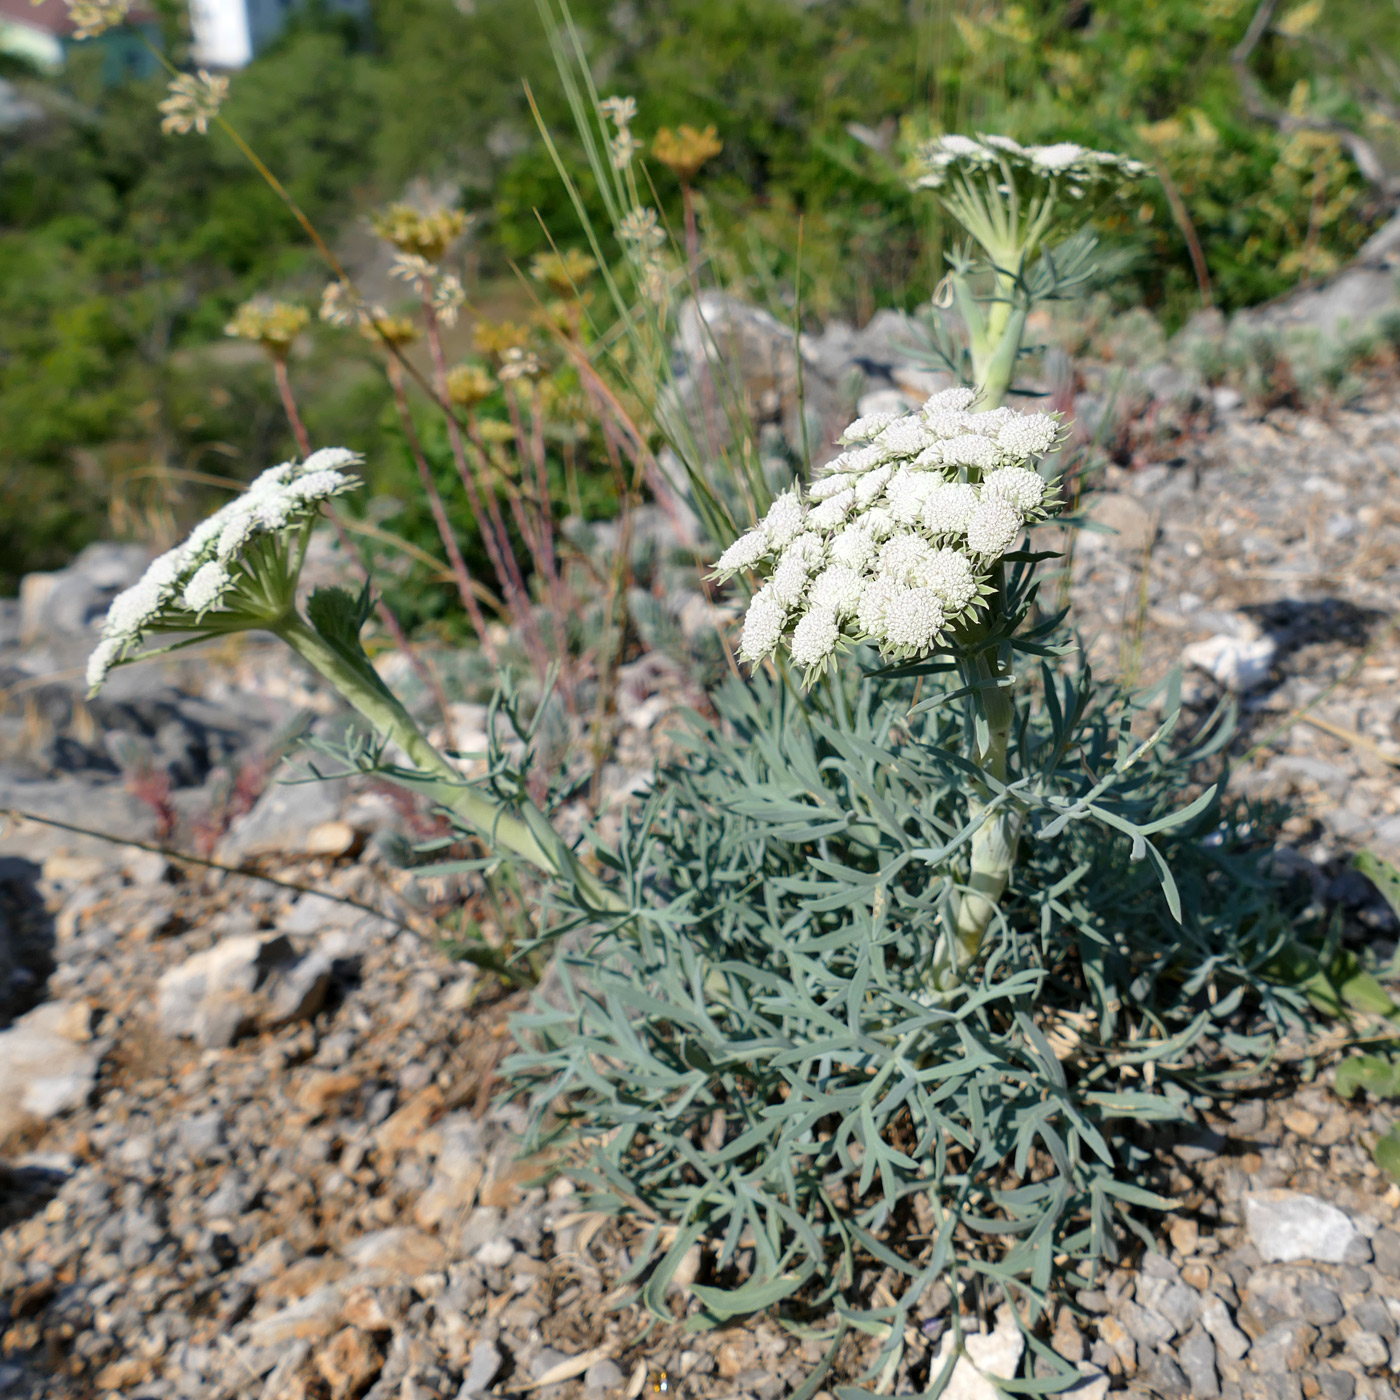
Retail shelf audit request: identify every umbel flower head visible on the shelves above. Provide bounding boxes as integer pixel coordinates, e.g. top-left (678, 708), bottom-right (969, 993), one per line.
top-left (87, 450), bottom-right (361, 694)
top-left (913, 134), bottom-right (1147, 196)
top-left (711, 388), bottom-right (1065, 681)
top-left (158, 69), bottom-right (229, 135)
top-left (911, 133), bottom-right (1148, 269)
top-left (225, 296), bottom-right (309, 359)
top-left (652, 124), bottom-right (723, 182)
top-left (55, 0), bottom-right (131, 40)
top-left (371, 203), bottom-right (470, 263)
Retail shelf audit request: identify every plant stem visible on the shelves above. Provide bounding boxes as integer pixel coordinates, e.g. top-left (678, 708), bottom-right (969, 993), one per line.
top-left (387, 361), bottom-right (499, 663)
top-left (274, 615), bottom-right (622, 913)
top-left (420, 301), bottom-right (549, 674)
top-left (272, 352), bottom-right (449, 723)
top-left (948, 649), bottom-right (1022, 975)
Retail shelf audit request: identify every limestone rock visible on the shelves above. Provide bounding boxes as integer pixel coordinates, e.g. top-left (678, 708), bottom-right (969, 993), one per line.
top-left (1244, 1191), bottom-right (1359, 1264)
top-left (156, 934), bottom-right (329, 1048)
top-left (926, 1309), bottom-right (1025, 1400)
top-left (0, 1000), bottom-right (104, 1141)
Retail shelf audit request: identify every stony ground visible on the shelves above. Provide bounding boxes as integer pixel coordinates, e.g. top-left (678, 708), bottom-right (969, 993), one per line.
top-left (6, 372), bottom-right (1400, 1400)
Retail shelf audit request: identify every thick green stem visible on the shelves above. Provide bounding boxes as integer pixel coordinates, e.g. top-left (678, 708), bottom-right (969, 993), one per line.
top-left (944, 651), bottom-right (1023, 979)
top-left (275, 616), bottom-right (624, 914)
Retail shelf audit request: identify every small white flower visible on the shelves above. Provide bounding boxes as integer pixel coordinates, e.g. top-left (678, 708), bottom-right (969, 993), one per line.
top-left (808, 565), bottom-right (865, 619)
top-left (262, 491), bottom-right (307, 530)
top-left (886, 470), bottom-right (938, 525)
top-left (939, 134), bottom-right (992, 160)
top-left (843, 442), bottom-right (891, 473)
top-left (158, 69), bottom-right (228, 136)
top-left (921, 483), bottom-right (980, 537)
top-left (1029, 141), bottom-right (1088, 172)
top-left (761, 490), bottom-right (805, 549)
top-left (714, 528), bottom-right (769, 576)
top-left (940, 434), bottom-right (1000, 469)
top-left (144, 549), bottom-right (185, 592)
top-left (600, 95), bottom-right (637, 127)
top-left (839, 411), bottom-right (899, 444)
top-left (883, 588), bottom-right (945, 652)
top-left (432, 273), bottom-right (466, 327)
top-left (996, 413), bottom-right (1060, 459)
top-left (302, 448), bottom-right (361, 474)
top-left (807, 471), bottom-right (855, 501)
top-left (925, 386), bottom-right (979, 413)
top-left (855, 576), bottom-right (900, 640)
top-left (876, 415), bottom-right (935, 458)
top-left (739, 587), bottom-right (786, 663)
top-left (923, 408), bottom-right (975, 440)
top-left (877, 533), bottom-right (934, 584)
top-left (830, 524), bottom-right (876, 571)
top-left (789, 606), bottom-right (841, 670)
top-left (915, 548), bottom-right (978, 611)
top-left (787, 532), bottom-right (827, 567)
top-left (182, 561), bottom-right (233, 614)
top-left (983, 134), bottom-right (1027, 157)
top-left (287, 469), bottom-right (353, 502)
top-left (808, 489), bottom-right (856, 531)
top-left (618, 207), bottom-right (665, 250)
top-left (770, 550), bottom-right (813, 608)
top-left (863, 506), bottom-right (896, 540)
top-left (854, 464), bottom-right (894, 506)
top-left (982, 467), bottom-right (1047, 512)
top-left (86, 636), bottom-right (124, 692)
top-left (390, 251), bottom-right (437, 292)
top-left (216, 511), bottom-right (257, 559)
top-left (966, 496), bottom-right (1023, 558)
top-left (103, 578), bottom-right (164, 641)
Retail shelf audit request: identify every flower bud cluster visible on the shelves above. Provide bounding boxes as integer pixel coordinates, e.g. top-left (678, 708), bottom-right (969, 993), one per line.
top-left (711, 388), bottom-right (1064, 679)
top-left (913, 134), bottom-right (1147, 197)
top-left (87, 450), bottom-right (361, 693)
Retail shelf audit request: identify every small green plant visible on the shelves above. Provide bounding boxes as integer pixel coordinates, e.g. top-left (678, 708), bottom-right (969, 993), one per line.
top-left (1321, 851), bottom-right (1400, 1182)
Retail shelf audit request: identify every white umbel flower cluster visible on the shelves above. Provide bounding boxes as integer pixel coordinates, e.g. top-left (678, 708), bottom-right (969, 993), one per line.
top-left (87, 449), bottom-right (361, 694)
top-left (913, 133), bottom-right (1148, 197)
top-left (711, 388), bottom-right (1064, 679)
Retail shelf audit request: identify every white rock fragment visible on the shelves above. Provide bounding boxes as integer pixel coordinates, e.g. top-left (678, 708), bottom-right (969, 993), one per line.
top-left (1244, 1189), bottom-right (1359, 1264)
top-left (926, 1307), bottom-right (1025, 1400)
top-left (1182, 633), bottom-right (1277, 693)
top-left (0, 1001), bottom-right (103, 1139)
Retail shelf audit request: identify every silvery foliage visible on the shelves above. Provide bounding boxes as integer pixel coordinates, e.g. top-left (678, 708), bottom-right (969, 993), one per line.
top-left (506, 637), bottom-right (1307, 1390)
top-left (711, 388), bottom-right (1064, 683)
top-left (86, 450), bottom-right (360, 692)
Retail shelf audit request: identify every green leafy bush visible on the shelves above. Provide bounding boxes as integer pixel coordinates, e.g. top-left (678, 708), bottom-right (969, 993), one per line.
top-left (506, 655), bottom-right (1307, 1368)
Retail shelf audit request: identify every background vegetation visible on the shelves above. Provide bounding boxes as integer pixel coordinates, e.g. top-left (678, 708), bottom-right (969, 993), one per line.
top-left (1, 0), bottom-right (1397, 590)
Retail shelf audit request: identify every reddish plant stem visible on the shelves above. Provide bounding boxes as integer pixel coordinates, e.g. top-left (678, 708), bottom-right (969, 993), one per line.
top-left (508, 388), bottom-right (572, 667)
top-left (387, 361), bottom-right (499, 664)
top-left (273, 357), bottom-right (312, 457)
top-left (272, 351), bottom-right (450, 722)
top-left (418, 304), bottom-right (549, 672)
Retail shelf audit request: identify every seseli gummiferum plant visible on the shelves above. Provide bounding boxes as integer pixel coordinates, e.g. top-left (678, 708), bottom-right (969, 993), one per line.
top-left (75, 6), bottom-right (1318, 1388)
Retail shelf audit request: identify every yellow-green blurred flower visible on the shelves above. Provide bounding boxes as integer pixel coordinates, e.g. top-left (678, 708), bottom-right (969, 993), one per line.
top-left (446, 363), bottom-right (497, 407)
top-left (530, 248), bottom-right (598, 296)
top-left (652, 124), bottom-right (723, 182)
top-left (225, 296), bottom-right (309, 360)
top-left (372, 203), bottom-right (470, 262)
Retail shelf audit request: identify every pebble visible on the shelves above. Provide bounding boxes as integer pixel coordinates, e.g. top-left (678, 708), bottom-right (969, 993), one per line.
top-left (1178, 1326), bottom-right (1219, 1398)
top-left (458, 1340), bottom-right (502, 1399)
top-left (1245, 1191), bottom-right (1360, 1264)
top-left (1201, 1294), bottom-right (1252, 1362)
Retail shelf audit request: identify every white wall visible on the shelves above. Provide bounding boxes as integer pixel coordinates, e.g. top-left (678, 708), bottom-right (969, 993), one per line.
top-left (188, 0), bottom-right (252, 69)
